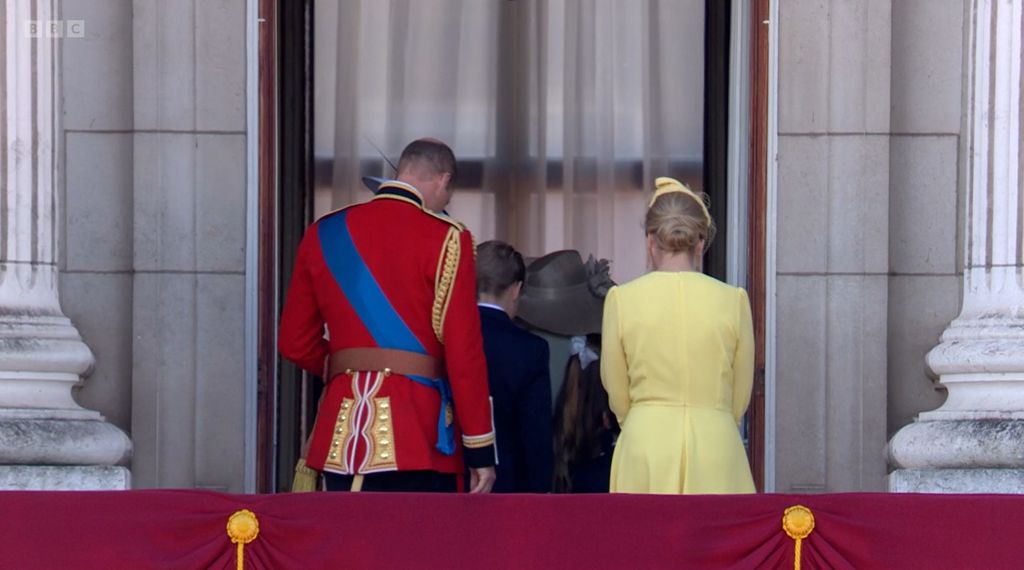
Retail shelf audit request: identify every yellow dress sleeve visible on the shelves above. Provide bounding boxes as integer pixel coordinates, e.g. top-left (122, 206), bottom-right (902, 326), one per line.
top-left (732, 287), bottom-right (755, 425)
top-left (600, 286), bottom-right (631, 426)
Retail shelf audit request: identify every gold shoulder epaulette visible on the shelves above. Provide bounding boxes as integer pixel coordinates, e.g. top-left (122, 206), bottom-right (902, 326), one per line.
top-left (423, 209), bottom-right (466, 231)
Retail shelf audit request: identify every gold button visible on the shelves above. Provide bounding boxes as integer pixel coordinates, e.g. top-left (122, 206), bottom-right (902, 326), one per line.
top-left (340, 414), bottom-right (347, 421)
top-left (380, 402), bottom-right (390, 410)
top-left (380, 414), bottom-right (389, 421)
top-left (342, 402), bottom-right (351, 409)
top-left (378, 426), bottom-right (389, 433)
top-left (380, 452), bottom-right (390, 459)
top-left (329, 452), bottom-right (338, 459)
top-left (335, 427), bottom-right (343, 434)
top-left (331, 440), bottom-right (340, 447)
top-left (379, 439), bottom-right (390, 446)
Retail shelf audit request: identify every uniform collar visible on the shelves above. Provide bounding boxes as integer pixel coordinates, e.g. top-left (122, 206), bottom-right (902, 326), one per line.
top-left (373, 180), bottom-right (426, 209)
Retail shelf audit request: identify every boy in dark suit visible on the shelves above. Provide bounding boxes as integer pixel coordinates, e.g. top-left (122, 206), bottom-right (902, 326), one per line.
top-left (476, 241), bottom-right (553, 493)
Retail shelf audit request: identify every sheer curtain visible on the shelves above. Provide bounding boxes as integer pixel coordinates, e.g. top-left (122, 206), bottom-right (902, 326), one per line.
top-left (314, 0), bottom-right (704, 282)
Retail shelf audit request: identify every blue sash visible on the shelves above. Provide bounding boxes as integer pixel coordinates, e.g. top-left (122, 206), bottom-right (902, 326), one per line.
top-left (318, 211), bottom-right (456, 456)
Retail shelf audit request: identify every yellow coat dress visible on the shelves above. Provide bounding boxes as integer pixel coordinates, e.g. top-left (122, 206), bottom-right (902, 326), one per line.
top-left (601, 271), bottom-right (755, 494)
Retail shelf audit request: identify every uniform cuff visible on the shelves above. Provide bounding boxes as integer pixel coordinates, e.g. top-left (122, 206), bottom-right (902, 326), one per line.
top-left (463, 444), bottom-right (497, 468)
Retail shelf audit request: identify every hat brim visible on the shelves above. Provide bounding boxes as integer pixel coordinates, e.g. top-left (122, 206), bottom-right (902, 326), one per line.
top-left (362, 176), bottom-right (388, 193)
top-left (516, 288), bottom-right (605, 336)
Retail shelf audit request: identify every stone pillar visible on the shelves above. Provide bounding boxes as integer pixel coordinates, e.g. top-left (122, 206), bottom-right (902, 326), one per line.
top-left (0, 0), bottom-right (131, 489)
top-left (888, 0), bottom-right (1024, 493)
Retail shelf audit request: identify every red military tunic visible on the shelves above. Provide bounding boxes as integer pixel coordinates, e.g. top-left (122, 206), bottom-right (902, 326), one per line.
top-left (279, 181), bottom-right (496, 476)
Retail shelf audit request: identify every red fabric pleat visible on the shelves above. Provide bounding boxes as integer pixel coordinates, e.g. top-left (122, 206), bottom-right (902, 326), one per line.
top-left (0, 490), bottom-right (1020, 569)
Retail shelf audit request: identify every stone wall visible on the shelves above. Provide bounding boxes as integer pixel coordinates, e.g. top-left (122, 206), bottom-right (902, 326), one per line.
top-left (774, 0), bottom-right (967, 492)
top-left (885, 0), bottom-right (965, 438)
top-left (775, 0), bottom-right (892, 492)
top-left (60, 0), bottom-right (249, 492)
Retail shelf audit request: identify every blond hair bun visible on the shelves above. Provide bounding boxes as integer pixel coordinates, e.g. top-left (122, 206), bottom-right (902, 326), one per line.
top-left (645, 177), bottom-right (716, 254)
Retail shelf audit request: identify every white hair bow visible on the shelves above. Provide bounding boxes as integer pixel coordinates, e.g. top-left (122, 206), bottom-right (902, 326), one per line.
top-left (570, 336), bottom-right (599, 370)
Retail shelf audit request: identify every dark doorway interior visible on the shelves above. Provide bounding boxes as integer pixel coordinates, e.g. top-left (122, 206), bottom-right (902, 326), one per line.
top-left (704, 0), bottom-right (731, 281)
top-left (274, 0), bottom-right (319, 493)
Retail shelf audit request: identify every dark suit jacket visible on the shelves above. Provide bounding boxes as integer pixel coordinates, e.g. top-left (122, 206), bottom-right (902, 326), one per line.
top-left (478, 306), bottom-right (553, 493)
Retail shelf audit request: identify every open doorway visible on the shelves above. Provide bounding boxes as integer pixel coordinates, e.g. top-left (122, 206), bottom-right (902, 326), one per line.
top-left (260, 0), bottom-right (769, 493)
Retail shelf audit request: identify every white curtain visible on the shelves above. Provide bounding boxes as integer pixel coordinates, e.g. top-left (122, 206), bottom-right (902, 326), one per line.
top-left (314, 0), bottom-right (705, 282)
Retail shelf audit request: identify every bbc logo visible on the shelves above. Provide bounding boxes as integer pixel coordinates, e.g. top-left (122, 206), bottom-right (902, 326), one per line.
top-left (24, 20), bottom-right (85, 39)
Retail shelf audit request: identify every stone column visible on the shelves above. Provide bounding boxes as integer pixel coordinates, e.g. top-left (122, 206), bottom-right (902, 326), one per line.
top-left (888, 0), bottom-right (1024, 492)
top-left (0, 0), bottom-right (131, 489)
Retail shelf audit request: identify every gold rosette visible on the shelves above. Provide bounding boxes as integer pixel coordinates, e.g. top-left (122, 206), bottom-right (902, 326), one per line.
top-left (227, 509), bottom-right (260, 570)
top-left (782, 505), bottom-right (815, 570)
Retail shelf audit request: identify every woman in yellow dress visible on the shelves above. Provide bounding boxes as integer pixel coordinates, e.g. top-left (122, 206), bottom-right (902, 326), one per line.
top-left (601, 177), bottom-right (755, 494)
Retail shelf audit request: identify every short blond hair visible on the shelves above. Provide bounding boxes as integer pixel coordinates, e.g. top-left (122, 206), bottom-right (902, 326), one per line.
top-left (645, 186), bottom-right (716, 254)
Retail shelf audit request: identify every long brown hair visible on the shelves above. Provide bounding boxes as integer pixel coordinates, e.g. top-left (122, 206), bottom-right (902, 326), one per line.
top-left (552, 335), bottom-right (617, 492)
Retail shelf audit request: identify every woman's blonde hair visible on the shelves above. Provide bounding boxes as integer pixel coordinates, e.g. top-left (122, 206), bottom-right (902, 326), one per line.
top-left (644, 177), bottom-right (716, 254)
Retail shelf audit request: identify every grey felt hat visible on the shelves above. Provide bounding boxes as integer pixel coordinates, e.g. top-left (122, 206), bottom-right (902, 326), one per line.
top-left (517, 250), bottom-right (615, 336)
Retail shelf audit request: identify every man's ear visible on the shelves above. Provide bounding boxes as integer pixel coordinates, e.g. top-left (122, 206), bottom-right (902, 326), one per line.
top-left (510, 281), bottom-right (523, 299)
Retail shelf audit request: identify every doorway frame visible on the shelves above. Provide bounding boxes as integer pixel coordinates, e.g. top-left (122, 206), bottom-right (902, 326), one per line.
top-left (254, 0), bottom-right (280, 494)
top-left (253, 0), bottom-right (776, 493)
top-left (745, 0), bottom-right (773, 492)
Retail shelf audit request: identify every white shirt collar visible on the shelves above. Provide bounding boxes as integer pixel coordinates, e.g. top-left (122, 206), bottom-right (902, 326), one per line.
top-left (477, 302), bottom-right (506, 314)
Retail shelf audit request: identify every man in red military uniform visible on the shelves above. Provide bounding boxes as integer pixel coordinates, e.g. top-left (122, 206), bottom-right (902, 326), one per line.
top-left (279, 139), bottom-right (497, 493)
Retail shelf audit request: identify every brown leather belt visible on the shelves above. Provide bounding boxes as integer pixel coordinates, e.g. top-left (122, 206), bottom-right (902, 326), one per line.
top-left (327, 348), bottom-right (444, 380)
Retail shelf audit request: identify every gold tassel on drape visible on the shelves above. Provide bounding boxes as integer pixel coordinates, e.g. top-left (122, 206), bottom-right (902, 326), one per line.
top-left (782, 505), bottom-right (815, 570)
top-left (227, 509), bottom-right (260, 570)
